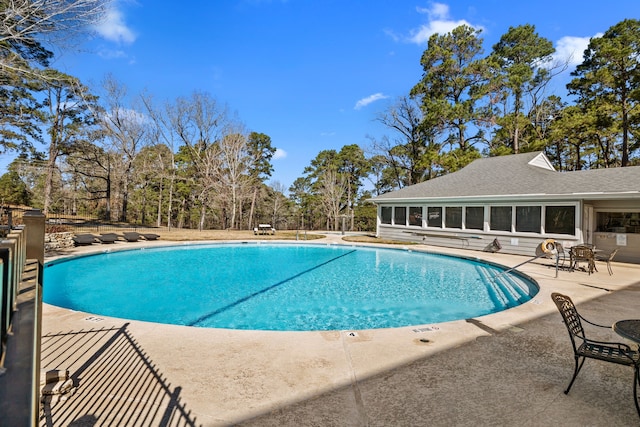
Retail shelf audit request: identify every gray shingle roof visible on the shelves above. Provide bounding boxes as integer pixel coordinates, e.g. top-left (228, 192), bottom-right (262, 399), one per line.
top-left (371, 152), bottom-right (640, 202)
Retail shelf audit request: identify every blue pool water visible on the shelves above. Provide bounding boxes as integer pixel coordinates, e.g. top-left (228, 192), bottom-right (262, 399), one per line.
top-left (43, 243), bottom-right (538, 331)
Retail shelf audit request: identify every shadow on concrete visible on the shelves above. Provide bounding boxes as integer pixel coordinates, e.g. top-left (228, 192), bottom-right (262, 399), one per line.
top-left (237, 282), bottom-right (640, 427)
top-left (39, 323), bottom-right (201, 427)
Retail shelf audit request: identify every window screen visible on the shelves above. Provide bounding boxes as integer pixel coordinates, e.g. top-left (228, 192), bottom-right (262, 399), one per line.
top-left (545, 206), bottom-right (575, 235)
top-left (409, 206), bottom-right (423, 226)
top-left (394, 206), bottom-right (407, 226)
top-left (490, 206), bottom-right (512, 231)
top-left (445, 207), bottom-right (462, 229)
top-left (516, 206), bottom-right (541, 233)
top-left (381, 207), bottom-right (392, 224)
top-left (427, 207), bottom-right (442, 228)
top-left (465, 207), bottom-right (484, 230)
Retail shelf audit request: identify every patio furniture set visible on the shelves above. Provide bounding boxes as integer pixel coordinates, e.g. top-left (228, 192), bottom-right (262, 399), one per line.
top-left (552, 242), bottom-right (618, 275)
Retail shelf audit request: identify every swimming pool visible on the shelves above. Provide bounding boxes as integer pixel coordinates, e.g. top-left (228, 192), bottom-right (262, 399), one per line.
top-left (44, 243), bottom-right (538, 331)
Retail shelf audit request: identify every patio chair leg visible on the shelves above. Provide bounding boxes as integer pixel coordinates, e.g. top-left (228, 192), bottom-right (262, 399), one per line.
top-left (565, 356), bottom-right (586, 394)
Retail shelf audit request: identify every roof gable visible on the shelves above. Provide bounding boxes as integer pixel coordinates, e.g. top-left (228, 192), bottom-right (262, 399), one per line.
top-left (527, 152), bottom-right (555, 171)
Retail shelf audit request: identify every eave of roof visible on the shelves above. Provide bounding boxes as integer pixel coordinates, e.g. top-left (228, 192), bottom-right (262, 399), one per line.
top-left (370, 152), bottom-right (640, 204)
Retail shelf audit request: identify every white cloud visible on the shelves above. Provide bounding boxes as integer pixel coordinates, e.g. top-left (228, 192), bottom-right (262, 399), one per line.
top-left (273, 148), bottom-right (287, 160)
top-left (104, 107), bottom-right (147, 126)
top-left (94, 6), bottom-right (136, 44)
top-left (97, 49), bottom-right (127, 59)
top-left (408, 2), bottom-right (480, 44)
top-left (354, 93), bottom-right (389, 110)
top-left (553, 35), bottom-right (599, 66)
top-left (417, 2), bottom-right (449, 20)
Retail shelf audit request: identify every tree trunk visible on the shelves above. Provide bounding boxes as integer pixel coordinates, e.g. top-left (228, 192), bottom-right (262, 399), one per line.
top-left (44, 158), bottom-right (55, 215)
top-left (140, 182), bottom-right (147, 225)
top-left (156, 177), bottom-right (163, 227)
top-left (177, 198), bottom-right (186, 229)
top-left (167, 167), bottom-right (175, 229)
top-left (105, 161), bottom-right (112, 221)
top-left (199, 204), bottom-right (206, 230)
top-left (248, 187), bottom-right (257, 229)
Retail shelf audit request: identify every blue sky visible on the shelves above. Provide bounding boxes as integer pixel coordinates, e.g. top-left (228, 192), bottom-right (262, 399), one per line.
top-left (12, 0), bottom-right (640, 188)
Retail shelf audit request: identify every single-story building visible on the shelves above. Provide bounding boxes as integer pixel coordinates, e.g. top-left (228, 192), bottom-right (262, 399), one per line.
top-left (370, 151), bottom-right (640, 264)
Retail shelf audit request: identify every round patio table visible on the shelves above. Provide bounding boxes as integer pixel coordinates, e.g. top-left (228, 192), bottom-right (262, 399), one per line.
top-left (613, 319), bottom-right (640, 344)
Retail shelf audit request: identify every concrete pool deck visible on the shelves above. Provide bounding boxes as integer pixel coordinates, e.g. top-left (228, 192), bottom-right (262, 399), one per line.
top-left (40, 235), bottom-right (640, 426)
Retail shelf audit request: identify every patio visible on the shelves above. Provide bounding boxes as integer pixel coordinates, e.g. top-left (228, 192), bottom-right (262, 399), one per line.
top-left (40, 236), bottom-right (640, 426)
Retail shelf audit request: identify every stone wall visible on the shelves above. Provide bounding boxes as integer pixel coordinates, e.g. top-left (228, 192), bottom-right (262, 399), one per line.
top-left (45, 232), bottom-right (74, 252)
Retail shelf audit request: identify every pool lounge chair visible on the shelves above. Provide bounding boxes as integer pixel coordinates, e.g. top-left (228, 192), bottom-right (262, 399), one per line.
top-left (73, 234), bottom-right (98, 246)
top-left (122, 231), bottom-right (160, 241)
top-left (122, 231), bottom-right (142, 242)
top-left (97, 233), bottom-right (119, 244)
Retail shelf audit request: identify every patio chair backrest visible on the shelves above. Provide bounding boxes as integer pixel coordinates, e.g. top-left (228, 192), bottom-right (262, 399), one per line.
top-left (551, 293), bottom-right (585, 349)
top-left (571, 245), bottom-right (593, 259)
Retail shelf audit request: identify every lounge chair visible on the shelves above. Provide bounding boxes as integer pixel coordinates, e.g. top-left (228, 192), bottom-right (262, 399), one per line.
top-left (72, 234), bottom-right (98, 246)
top-left (122, 231), bottom-right (142, 242)
top-left (96, 233), bottom-right (119, 244)
top-left (140, 233), bottom-right (160, 240)
top-left (551, 293), bottom-right (640, 416)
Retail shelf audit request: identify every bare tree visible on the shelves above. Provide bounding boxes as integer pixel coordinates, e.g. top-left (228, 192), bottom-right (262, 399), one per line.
top-left (269, 181), bottom-right (288, 228)
top-left (318, 168), bottom-right (347, 231)
top-left (168, 92), bottom-right (230, 230)
top-left (0, 0), bottom-right (110, 75)
top-left (370, 96), bottom-right (438, 189)
top-left (216, 131), bottom-right (251, 229)
top-left (99, 75), bottom-right (148, 221)
top-left (140, 92), bottom-right (181, 228)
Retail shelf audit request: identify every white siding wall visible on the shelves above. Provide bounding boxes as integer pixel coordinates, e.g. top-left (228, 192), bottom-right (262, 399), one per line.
top-left (378, 225), bottom-right (579, 257)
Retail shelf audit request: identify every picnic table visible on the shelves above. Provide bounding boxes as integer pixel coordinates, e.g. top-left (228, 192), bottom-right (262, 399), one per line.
top-left (254, 224), bottom-right (275, 235)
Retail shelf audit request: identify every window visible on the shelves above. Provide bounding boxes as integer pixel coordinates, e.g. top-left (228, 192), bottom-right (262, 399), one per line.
top-left (409, 206), bottom-right (423, 227)
top-left (381, 207), bottom-right (392, 224)
top-left (490, 206), bottom-right (512, 231)
top-left (427, 207), bottom-right (442, 228)
top-left (445, 207), bottom-right (462, 229)
top-left (394, 206), bottom-right (407, 226)
top-left (516, 206), bottom-right (541, 233)
top-left (545, 206), bottom-right (575, 235)
top-left (465, 207), bottom-right (484, 230)
top-left (596, 211), bottom-right (640, 234)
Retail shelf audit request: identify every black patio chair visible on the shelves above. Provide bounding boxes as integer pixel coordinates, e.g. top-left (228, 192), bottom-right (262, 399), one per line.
top-left (551, 293), bottom-right (640, 417)
top-left (569, 245), bottom-right (596, 274)
top-left (554, 241), bottom-right (569, 270)
top-left (595, 248), bottom-right (619, 276)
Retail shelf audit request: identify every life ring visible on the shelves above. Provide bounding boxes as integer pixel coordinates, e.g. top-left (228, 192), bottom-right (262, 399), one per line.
top-left (541, 239), bottom-right (556, 254)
